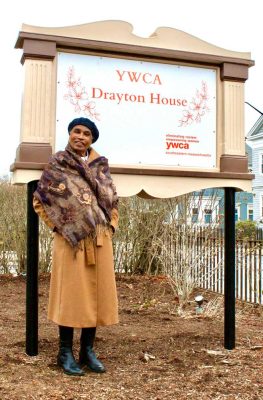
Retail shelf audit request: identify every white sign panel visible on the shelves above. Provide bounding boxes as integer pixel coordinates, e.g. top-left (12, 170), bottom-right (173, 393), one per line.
top-left (56, 52), bottom-right (217, 169)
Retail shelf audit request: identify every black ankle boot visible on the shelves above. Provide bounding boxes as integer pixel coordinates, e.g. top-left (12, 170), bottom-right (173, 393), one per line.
top-left (58, 326), bottom-right (85, 376)
top-left (79, 327), bottom-right (106, 373)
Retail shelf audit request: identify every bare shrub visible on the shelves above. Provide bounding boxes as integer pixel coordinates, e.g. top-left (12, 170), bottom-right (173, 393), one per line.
top-left (0, 179), bottom-right (53, 274)
top-left (155, 191), bottom-right (223, 307)
top-left (113, 190), bottom-right (224, 308)
top-left (113, 196), bottom-right (167, 274)
top-left (38, 220), bottom-right (53, 272)
top-left (0, 179), bottom-right (26, 274)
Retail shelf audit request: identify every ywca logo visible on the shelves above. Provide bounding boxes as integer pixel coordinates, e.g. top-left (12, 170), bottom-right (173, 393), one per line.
top-left (165, 134), bottom-right (190, 151)
top-left (165, 133), bottom-right (200, 153)
top-left (166, 141), bottom-right (189, 150)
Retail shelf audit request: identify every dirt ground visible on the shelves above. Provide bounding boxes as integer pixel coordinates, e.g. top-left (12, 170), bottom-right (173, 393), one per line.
top-left (0, 274), bottom-right (263, 400)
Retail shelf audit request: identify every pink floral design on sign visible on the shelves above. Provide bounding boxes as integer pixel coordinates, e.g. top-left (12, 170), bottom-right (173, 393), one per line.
top-left (63, 66), bottom-right (100, 121)
top-left (179, 81), bottom-right (209, 127)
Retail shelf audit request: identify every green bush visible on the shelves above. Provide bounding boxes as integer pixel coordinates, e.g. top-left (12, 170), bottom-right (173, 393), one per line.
top-left (235, 220), bottom-right (257, 240)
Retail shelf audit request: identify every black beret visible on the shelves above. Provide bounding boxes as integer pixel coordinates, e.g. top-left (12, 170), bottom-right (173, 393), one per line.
top-left (68, 117), bottom-right (99, 143)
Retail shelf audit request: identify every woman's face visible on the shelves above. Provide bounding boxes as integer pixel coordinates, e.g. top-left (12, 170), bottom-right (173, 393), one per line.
top-left (69, 125), bottom-right (93, 156)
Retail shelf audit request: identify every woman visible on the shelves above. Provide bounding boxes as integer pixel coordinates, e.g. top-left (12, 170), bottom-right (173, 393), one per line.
top-left (33, 117), bottom-right (119, 376)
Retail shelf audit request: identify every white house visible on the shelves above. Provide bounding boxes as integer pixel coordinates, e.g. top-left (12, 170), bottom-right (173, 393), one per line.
top-left (246, 115), bottom-right (263, 223)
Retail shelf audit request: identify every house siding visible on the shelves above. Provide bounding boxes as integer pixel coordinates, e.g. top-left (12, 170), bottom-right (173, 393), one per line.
top-left (246, 115), bottom-right (263, 223)
top-left (252, 146), bottom-right (263, 187)
top-left (253, 191), bottom-right (262, 221)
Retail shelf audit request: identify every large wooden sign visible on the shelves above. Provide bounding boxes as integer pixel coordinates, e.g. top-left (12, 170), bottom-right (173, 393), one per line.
top-left (13, 22), bottom-right (252, 354)
top-left (11, 21), bottom-right (254, 197)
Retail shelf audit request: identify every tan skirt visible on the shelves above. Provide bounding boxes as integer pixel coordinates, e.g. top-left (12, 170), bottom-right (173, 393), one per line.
top-left (47, 230), bottom-right (119, 328)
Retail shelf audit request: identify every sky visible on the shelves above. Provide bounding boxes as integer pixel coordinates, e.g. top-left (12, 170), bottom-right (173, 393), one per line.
top-left (0, 0), bottom-right (262, 176)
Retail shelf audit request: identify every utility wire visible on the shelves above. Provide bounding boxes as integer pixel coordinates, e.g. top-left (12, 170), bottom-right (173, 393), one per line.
top-left (245, 102), bottom-right (263, 115)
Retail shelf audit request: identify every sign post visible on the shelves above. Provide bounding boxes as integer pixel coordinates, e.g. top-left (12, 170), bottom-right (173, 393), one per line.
top-left (224, 187), bottom-right (236, 350)
top-left (26, 180), bottom-right (39, 355)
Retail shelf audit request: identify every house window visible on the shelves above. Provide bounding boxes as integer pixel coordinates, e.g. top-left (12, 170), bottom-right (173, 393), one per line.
top-left (192, 208), bottom-right (198, 223)
top-left (248, 209), bottom-right (253, 221)
top-left (204, 209), bottom-right (212, 224)
top-left (235, 208), bottom-right (239, 222)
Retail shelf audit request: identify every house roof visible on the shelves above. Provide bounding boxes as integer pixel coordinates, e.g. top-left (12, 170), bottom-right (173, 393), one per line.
top-left (247, 115), bottom-right (263, 139)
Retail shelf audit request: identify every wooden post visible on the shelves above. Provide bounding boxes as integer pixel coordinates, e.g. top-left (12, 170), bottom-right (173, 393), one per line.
top-left (26, 180), bottom-right (39, 356)
top-left (224, 187), bottom-right (236, 350)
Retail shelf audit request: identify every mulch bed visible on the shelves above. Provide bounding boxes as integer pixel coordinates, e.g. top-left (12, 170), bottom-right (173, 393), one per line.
top-left (0, 273), bottom-right (263, 399)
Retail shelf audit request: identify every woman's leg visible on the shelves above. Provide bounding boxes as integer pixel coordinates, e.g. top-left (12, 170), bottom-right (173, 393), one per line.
top-left (57, 325), bottom-right (85, 376)
top-left (79, 327), bottom-right (106, 373)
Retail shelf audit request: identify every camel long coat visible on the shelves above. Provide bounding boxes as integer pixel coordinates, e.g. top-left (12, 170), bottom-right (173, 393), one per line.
top-left (33, 199), bottom-right (119, 328)
top-left (33, 149), bottom-right (119, 328)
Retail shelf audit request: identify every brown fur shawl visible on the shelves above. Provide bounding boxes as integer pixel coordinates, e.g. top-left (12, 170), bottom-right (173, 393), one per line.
top-left (34, 144), bottom-right (118, 247)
